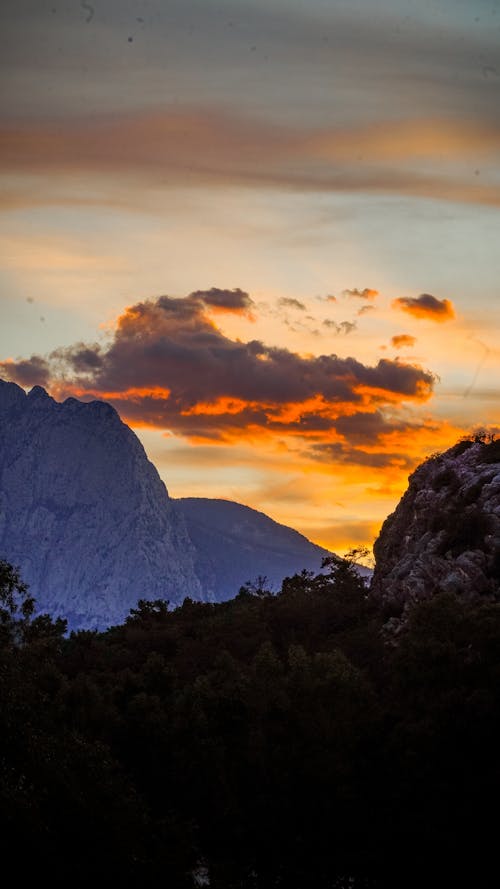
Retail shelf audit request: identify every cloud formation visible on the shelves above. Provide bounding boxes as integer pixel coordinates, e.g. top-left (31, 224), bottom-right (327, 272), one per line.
top-left (343, 288), bottom-right (379, 301)
top-left (278, 298), bottom-right (306, 311)
top-left (311, 441), bottom-right (416, 470)
top-left (2, 111), bottom-right (500, 209)
top-left (323, 320), bottom-right (357, 335)
top-left (391, 334), bottom-right (417, 348)
top-left (0, 355), bottom-right (50, 388)
top-left (392, 294), bottom-right (455, 322)
top-left (1, 292), bottom-right (436, 462)
top-left (189, 287), bottom-right (255, 318)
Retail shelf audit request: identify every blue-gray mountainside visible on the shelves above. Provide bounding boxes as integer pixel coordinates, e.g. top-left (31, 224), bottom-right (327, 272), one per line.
top-left (0, 380), bottom-right (333, 628)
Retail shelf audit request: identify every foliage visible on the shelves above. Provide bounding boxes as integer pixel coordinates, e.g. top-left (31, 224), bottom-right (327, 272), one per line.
top-left (482, 437), bottom-right (500, 463)
top-left (0, 558), bottom-right (498, 887)
top-left (0, 558), bottom-right (34, 638)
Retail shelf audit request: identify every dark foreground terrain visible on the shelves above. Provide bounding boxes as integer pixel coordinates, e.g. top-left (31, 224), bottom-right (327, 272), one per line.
top-left (0, 550), bottom-right (498, 888)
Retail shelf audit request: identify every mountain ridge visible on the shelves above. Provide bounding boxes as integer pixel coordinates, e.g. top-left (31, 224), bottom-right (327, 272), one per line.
top-left (0, 379), bottom-right (336, 628)
top-left (175, 496), bottom-right (335, 599)
top-left (0, 379), bottom-right (203, 628)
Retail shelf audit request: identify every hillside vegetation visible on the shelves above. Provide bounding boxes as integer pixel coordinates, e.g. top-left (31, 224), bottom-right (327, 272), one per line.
top-left (0, 554), bottom-right (498, 888)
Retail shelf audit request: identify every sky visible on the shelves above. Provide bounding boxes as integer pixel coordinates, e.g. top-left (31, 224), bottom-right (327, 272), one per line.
top-left (1, 0), bottom-right (499, 558)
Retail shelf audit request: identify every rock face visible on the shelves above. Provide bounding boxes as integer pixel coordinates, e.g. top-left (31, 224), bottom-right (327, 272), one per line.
top-left (0, 380), bottom-right (338, 629)
top-left (371, 438), bottom-right (500, 609)
top-left (0, 380), bottom-right (203, 628)
top-left (176, 497), bottom-right (331, 599)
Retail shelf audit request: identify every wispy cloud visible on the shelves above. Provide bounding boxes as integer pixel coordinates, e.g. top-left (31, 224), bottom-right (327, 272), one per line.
top-left (278, 297), bottom-right (306, 311)
top-left (2, 111), bottom-right (500, 207)
top-left (342, 287), bottom-right (378, 300)
top-left (322, 320), bottom-right (357, 335)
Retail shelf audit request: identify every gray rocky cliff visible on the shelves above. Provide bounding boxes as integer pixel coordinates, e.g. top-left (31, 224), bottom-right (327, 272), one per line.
top-left (371, 438), bottom-right (500, 610)
top-left (0, 380), bottom-right (203, 628)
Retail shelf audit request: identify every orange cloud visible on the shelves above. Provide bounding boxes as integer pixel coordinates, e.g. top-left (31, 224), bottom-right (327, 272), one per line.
top-left (1, 291), bottom-right (437, 466)
top-left (310, 118), bottom-right (500, 162)
top-left (181, 397), bottom-right (256, 417)
top-left (391, 334), bottom-right (417, 348)
top-left (392, 294), bottom-right (455, 322)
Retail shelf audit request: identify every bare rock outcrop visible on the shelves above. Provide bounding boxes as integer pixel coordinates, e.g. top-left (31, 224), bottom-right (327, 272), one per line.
top-left (371, 438), bottom-right (500, 611)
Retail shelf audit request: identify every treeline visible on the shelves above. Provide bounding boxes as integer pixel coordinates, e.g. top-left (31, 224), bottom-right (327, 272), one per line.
top-left (0, 557), bottom-right (498, 888)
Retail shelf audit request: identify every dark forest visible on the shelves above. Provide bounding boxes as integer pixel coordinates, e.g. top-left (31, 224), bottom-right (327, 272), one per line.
top-left (1, 555), bottom-right (498, 888)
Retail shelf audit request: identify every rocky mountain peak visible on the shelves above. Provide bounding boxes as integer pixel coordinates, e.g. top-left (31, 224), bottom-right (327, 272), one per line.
top-left (371, 437), bottom-right (500, 610)
top-left (0, 378), bottom-right (27, 412)
top-left (0, 380), bottom-right (334, 629)
top-left (27, 384), bottom-right (52, 403)
top-left (0, 380), bottom-right (202, 627)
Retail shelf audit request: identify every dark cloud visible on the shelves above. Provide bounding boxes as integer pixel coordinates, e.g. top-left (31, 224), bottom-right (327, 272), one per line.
top-left (1, 293), bottom-right (436, 446)
top-left (50, 344), bottom-right (104, 373)
top-left (189, 287), bottom-right (254, 316)
top-left (0, 355), bottom-right (50, 388)
top-left (323, 320), bottom-right (357, 335)
top-left (392, 294), bottom-right (455, 322)
top-left (391, 334), bottom-right (417, 348)
top-left (360, 358), bottom-right (437, 396)
top-left (343, 288), bottom-right (379, 300)
top-left (278, 297), bottom-right (306, 311)
top-left (309, 406), bottom-right (447, 470)
top-left (311, 441), bottom-right (416, 470)
top-left (334, 411), bottom-right (409, 445)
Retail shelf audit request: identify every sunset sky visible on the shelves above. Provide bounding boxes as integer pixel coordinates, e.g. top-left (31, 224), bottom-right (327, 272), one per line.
top-left (1, 0), bottom-right (499, 557)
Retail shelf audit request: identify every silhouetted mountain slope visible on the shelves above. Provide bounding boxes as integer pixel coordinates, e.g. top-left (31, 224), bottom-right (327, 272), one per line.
top-left (176, 497), bottom-right (332, 598)
top-left (372, 437), bottom-right (500, 610)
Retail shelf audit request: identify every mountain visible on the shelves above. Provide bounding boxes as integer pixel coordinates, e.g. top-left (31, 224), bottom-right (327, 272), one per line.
top-left (0, 380), bottom-right (336, 628)
top-left (175, 497), bottom-right (332, 599)
top-left (371, 437), bottom-right (500, 610)
top-left (0, 380), bottom-right (203, 628)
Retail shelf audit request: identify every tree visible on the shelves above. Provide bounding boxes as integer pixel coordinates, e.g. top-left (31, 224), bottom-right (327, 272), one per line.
top-left (0, 559), bottom-right (34, 645)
